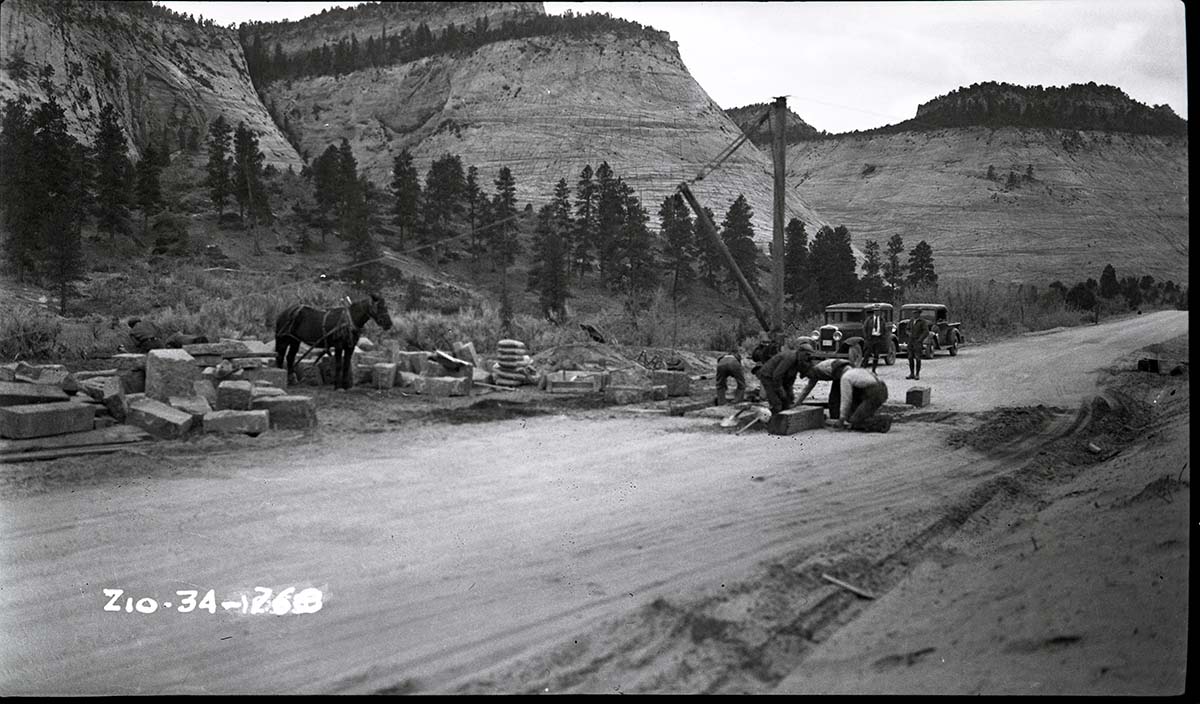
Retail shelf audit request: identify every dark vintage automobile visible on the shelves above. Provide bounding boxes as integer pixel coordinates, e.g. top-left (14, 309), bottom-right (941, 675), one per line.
top-left (806, 302), bottom-right (898, 365)
top-left (897, 303), bottom-right (965, 357)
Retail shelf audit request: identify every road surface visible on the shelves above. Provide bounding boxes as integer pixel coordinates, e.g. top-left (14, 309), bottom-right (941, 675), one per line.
top-left (0, 311), bottom-right (1188, 694)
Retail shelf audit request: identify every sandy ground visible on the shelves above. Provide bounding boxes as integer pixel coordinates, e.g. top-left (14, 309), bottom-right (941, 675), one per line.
top-left (0, 310), bottom-right (1188, 694)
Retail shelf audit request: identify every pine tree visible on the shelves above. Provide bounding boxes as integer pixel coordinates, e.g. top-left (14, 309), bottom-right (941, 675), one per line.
top-left (529, 203), bottom-right (569, 320)
top-left (550, 177), bottom-right (573, 285)
top-left (232, 122), bottom-right (270, 232)
top-left (92, 104), bottom-right (132, 239)
top-left (464, 165), bottom-right (483, 263)
top-left (659, 192), bottom-right (696, 291)
top-left (0, 97), bottom-right (40, 280)
top-left (593, 162), bottom-right (621, 284)
top-left (206, 115), bottom-right (233, 217)
top-left (490, 166), bottom-right (519, 270)
top-left (906, 240), bottom-right (938, 289)
top-left (694, 205), bottom-right (723, 289)
top-left (31, 98), bottom-right (90, 313)
top-left (613, 181), bottom-right (658, 308)
top-left (809, 225), bottom-right (861, 306)
top-left (420, 153), bottom-right (465, 262)
top-left (883, 233), bottom-right (906, 301)
top-left (134, 144), bottom-right (163, 237)
top-left (720, 194), bottom-right (759, 292)
top-left (783, 217), bottom-right (818, 313)
top-left (1099, 263), bottom-right (1120, 299)
top-left (390, 148), bottom-right (421, 250)
top-left (861, 239), bottom-right (885, 300)
top-left (572, 164), bottom-right (597, 279)
top-left (312, 144), bottom-right (341, 243)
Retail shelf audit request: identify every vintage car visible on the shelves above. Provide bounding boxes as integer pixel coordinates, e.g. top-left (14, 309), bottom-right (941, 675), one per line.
top-left (897, 303), bottom-right (965, 357)
top-left (807, 302), bottom-right (899, 365)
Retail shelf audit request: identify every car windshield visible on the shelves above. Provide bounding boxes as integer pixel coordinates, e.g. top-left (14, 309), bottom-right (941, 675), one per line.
top-left (826, 311), bottom-right (864, 324)
top-left (919, 309), bottom-right (938, 322)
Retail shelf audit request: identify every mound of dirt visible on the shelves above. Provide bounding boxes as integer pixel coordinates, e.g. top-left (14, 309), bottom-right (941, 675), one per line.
top-left (530, 343), bottom-right (644, 373)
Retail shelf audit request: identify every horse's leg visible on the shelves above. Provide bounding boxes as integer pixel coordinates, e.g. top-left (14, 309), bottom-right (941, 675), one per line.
top-left (333, 346), bottom-right (344, 390)
top-left (285, 342), bottom-right (300, 386)
top-left (275, 337), bottom-right (287, 370)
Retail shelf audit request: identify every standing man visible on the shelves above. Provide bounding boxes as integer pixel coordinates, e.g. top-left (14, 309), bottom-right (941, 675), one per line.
top-left (756, 342), bottom-right (812, 416)
top-left (906, 312), bottom-right (932, 380)
top-left (834, 367), bottom-right (892, 432)
top-left (864, 304), bottom-right (888, 372)
top-left (795, 357), bottom-right (854, 420)
top-left (714, 351), bottom-right (746, 405)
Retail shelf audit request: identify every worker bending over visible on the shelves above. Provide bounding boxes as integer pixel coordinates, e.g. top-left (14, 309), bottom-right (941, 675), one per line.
top-left (714, 352), bottom-right (746, 405)
top-left (834, 367), bottom-right (892, 432)
top-left (795, 358), bottom-right (854, 419)
top-left (756, 342), bottom-right (813, 416)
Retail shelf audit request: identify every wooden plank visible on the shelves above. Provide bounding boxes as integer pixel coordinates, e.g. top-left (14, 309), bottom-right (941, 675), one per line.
top-left (0, 425), bottom-right (152, 455)
top-left (0, 442), bottom-right (149, 464)
top-left (821, 573), bottom-right (876, 600)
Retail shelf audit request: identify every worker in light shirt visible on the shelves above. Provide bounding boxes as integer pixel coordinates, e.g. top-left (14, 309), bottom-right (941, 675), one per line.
top-left (833, 367), bottom-right (892, 432)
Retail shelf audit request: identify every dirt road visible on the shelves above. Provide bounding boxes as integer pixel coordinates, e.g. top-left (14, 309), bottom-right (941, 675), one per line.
top-left (0, 311), bottom-right (1188, 694)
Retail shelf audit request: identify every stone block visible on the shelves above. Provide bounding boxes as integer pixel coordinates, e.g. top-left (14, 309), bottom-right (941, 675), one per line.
top-left (79, 376), bottom-right (128, 422)
top-left (230, 357), bottom-right (267, 370)
top-left (373, 363), bottom-right (398, 389)
top-left (0, 402), bottom-right (95, 439)
top-left (905, 385), bottom-right (931, 407)
top-left (111, 353), bottom-right (147, 371)
top-left (251, 386), bottom-right (286, 398)
top-left (31, 365), bottom-right (72, 389)
top-left (192, 354), bottom-right (225, 368)
top-left (243, 366), bottom-right (288, 388)
top-left (650, 384), bottom-right (669, 401)
top-left (250, 395), bottom-right (317, 430)
top-left (453, 341), bottom-right (481, 368)
top-left (203, 409), bottom-right (269, 435)
top-left (184, 341), bottom-right (250, 358)
top-left (357, 336), bottom-right (376, 352)
top-left (0, 381), bottom-right (71, 407)
top-left (298, 359), bottom-right (323, 386)
top-left (767, 406), bottom-right (825, 436)
top-left (193, 380), bottom-right (218, 407)
top-left (93, 416), bottom-right (119, 430)
top-left (127, 397), bottom-right (195, 440)
top-left (397, 371), bottom-right (420, 388)
top-left (353, 363), bottom-right (375, 386)
top-left (145, 349), bottom-right (200, 402)
top-left (237, 340), bottom-right (276, 356)
top-left (74, 369), bottom-right (119, 381)
top-left (168, 395), bottom-right (213, 421)
top-left (420, 358), bottom-right (448, 377)
top-left (0, 363), bottom-right (18, 381)
top-left (413, 376), bottom-right (472, 397)
top-left (217, 380), bottom-right (254, 410)
top-left (119, 369), bottom-right (146, 395)
top-left (547, 379), bottom-right (599, 394)
top-left (395, 351), bottom-right (430, 374)
top-left (650, 370), bottom-right (691, 397)
top-left (609, 368), bottom-right (650, 388)
top-left (12, 361), bottom-right (42, 384)
top-left (604, 385), bottom-right (652, 404)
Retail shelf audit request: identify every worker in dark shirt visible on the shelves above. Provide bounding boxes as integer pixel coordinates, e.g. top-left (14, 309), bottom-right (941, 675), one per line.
top-left (756, 343), bottom-right (812, 415)
top-left (714, 352), bottom-right (746, 405)
top-left (906, 314), bottom-right (932, 380)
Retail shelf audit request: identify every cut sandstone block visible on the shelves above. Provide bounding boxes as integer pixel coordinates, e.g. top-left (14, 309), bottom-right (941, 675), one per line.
top-left (243, 366), bottom-right (288, 388)
top-left (250, 395), bottom-right (317, 430)
top-left (413, 376), bottom-right (471, 397)
top-left (547, 379), bottom-right (599, 394)
top-left (203, 409), bottom-right (269, 435)
top-left (767, 406), bottom-right (825, 436)
top-left (251, 386), bottom-right (286, 398)
top-left (0, 381), bottom-right (70, 407)
top-left (183, 341), bottom-right (250, 358)
top-left (193, 380), bottom-right (218, 407)
top-left (127, 397), bottom-right (194, 439)
top-left (395, 351), bottom-right (430, 374)
top-left (373, 363), bottom-right (398, 389)
top-left (111, 353), bottom-right (147, 371)
top-left (604, 385), bottom-right (652, 404)
top-left (650, 370), bottom-right (691, 397)
top-left (169, 395), bottom-right (213, 421)
top-left (0, 402), bottom-right (95, 439)
top-left (217, 380), bottom-right (254, 411)
top-left (145, 349), bottom-right (200, 402)
top-left (397, 371), bottom-right (420, 388)
top-left (906, 385), bottom-right (931, 407)
top-left (119, 369), bottom-right (146, 395)
top-left (0, 363), bottom-right (19, 381)
top-left (74, 369), bottom-right (119, 381)
top-left (78, 376), bottom-right (128, 422)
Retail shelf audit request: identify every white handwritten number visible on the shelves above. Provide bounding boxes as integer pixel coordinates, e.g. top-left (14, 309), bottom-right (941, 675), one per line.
top-left (270, 587), bottom-right (295, 615)
top-left (198, 589), bottom-right (217, 614)
top-left (292, 587), bottom-right (324, 615)
top-left (103, 588), bottom-right (124, 612)
top-left (176, 590), bottom-right (198, 613)
top-left (250, 587), bottom-right (274, 615)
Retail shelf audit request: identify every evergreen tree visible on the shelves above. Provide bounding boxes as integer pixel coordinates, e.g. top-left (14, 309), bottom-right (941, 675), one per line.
top-left (134, 144), bottom-right (163, 237)
top-left (93, 103), bottom-right (132, 239)
top-left (613, 181), bottom-right (658, 308)
top-left (0, 97), bottom-right (39, 281)
top-left (490, 166), bottom-right (519, 270)
top-left (694, 205), bottom-right (723, 289)
top-left (420, 153), bottom-right (465, 262)
top-left (809, 225), bottom-right (860, 306)
top-left (30, 98), bottom-right (90, 312)
top-left (1099, 263), bottom-right (1120, 299)
top-left (883, 233), bottom-right (906, 300)
top-left (231, 122), bottom-right (269, 229)
top-left (906, 240), bottom-right (938, 289)
top-left (390, 148), bottom-right (421, 250)
top-left (464, 165), bottom-right (483, 262)
top-left (312, 144), bottom-right (341, 242)
top-left (720, 194), bottom-right (759, 292)
top-left (1119, 276), bottom-right (1142, 309)
top-left (572, 164), bottom-right (597, 279)
top-left (528, 203), bottom-right (569, 320)
top-left (783, 217), bottom-right (818, 312)
top-left (659, 192), bottom-right (696, 291)
top-left (860, 239), bottom-right (886, 300)
top-left (205, 114), bottom-right (233, 217)
top-left (593, 162), bottom-right (621, 283)
top-left (550, 177), bottom-right (574, 284)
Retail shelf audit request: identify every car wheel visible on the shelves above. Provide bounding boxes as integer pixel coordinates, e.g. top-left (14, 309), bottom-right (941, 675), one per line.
top-left (885, 340), bottom-right (897, 365)
top-left (948, 332), bottom-right (961, 356)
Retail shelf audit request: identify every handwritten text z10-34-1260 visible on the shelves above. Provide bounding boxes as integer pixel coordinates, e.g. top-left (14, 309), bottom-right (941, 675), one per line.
top-left (102, 587), bottom-right (324, 615)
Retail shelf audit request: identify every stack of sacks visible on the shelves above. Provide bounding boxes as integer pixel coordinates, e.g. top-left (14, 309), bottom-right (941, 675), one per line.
top-left (492, 339), bottom-right (535, 387)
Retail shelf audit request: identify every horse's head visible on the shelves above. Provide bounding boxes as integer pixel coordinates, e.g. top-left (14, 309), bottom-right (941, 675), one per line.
top-left (368, 293), bottom-right (393, 331)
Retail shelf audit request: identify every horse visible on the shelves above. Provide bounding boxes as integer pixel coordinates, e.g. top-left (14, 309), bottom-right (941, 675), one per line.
top-left (274, 293), bottom-right (393, 389)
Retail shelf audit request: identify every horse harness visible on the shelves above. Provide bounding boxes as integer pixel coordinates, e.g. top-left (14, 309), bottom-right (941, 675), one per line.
top-left (281, 304), bottom-right (361, 365)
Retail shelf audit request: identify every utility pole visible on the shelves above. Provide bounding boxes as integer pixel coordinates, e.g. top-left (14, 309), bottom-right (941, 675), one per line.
top-left (772, 96), bottom-right (787, 333)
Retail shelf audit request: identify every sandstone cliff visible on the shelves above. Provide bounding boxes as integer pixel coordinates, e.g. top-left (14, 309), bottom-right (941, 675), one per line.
top-left (0, 0), bottom-right (301, 168)
top-left (263, 30), bottom-right (827, 243)
top-left (787, 128), bottom-right (1189, 284)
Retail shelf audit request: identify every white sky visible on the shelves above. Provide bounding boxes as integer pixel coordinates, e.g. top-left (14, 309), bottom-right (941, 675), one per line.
top-left (156, 0), bottom-right (1188, 133)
